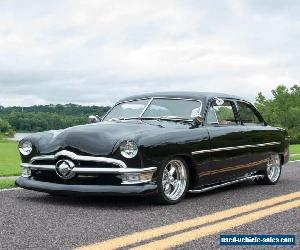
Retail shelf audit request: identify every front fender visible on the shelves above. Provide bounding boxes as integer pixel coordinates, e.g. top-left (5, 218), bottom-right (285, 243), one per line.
top-left (138, 127), bottom-right (210, 168)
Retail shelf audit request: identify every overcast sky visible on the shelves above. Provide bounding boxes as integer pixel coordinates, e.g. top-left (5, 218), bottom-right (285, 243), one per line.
top-left (0, 0), bottom-right (299, 107)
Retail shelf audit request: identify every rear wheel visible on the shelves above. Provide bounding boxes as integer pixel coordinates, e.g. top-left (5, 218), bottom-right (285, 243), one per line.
top-left (48, 193), bottom-right (68, 197)
top-left (255, 154), bottom-right (282, 185)
top-left (153, 157), bottom-right (189, 205)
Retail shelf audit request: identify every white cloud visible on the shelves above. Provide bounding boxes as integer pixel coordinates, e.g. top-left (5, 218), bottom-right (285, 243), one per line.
top-left (0, 0), bottom-right (299, 106)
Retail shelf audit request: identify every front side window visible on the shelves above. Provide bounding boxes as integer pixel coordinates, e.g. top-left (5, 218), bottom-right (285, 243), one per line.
top-left (237, 102), bottom-right (263, 125)
top-left (207, 100), bottom-right (238, 125)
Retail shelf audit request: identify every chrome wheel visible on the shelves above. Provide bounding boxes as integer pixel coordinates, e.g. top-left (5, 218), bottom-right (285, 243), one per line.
top-left (162, 159), bottom-right (187, 201)
top-left (266, 154), bottom-right (281, 182)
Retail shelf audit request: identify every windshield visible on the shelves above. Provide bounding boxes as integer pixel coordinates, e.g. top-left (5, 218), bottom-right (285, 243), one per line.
top-left (103, 98), bottom-right (202, 121)
top-left (104, 99), bottom-right (150, 121)
top-left (142, 99), bottom-right (202, 119)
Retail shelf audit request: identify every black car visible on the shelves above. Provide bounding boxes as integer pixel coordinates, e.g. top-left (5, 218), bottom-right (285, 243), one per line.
top-left (16, 92), bottom-right (289, 204)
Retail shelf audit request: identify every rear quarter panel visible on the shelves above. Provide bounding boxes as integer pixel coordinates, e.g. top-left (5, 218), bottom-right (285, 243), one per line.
top-left (250, 125), bottom-right (289, 166)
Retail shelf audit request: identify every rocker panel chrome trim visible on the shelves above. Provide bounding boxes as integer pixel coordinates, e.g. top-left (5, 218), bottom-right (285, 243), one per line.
top-left (188, 175), bottom-right (264, 193)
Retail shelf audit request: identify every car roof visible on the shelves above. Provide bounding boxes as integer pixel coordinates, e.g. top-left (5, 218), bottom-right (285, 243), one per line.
top-left (118, 91), bottom-right (249, 103)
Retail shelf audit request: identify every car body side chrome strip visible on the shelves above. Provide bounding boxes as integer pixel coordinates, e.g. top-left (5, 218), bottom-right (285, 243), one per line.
top-left (191, 141), bottom-right (281, 155)
top-left (21, 163), bottom-right (157, 174)
top-left (30, 150), bottom-right (127, 168)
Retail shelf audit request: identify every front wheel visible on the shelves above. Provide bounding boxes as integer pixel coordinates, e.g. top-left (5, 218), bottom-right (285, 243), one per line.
top-left (255, 154), bottom-right (282, 185)
top-left (153, 157), bottom-right (189, 205)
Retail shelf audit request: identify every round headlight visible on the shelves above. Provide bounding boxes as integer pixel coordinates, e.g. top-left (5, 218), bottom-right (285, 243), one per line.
top-left (19, 141), bottom-right (33, 156)
top-left (119, 140), bottom-right (138, 158)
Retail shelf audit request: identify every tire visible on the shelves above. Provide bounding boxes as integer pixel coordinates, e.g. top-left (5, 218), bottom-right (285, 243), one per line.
top-left (153, 157), bottom-right (189, 205)
top-left (255, 154), bottom-right (282, 185)
top-left (48, 192), bottom-right (68, 197)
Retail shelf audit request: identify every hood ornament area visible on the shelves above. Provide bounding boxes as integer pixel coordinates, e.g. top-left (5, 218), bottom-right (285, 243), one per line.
top-left (55, 159), bottom-right (76, 179)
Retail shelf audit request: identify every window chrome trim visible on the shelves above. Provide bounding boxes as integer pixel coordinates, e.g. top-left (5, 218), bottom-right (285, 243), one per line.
top-left (30, 150), bottom-right (127, 168)
top-left (191, 142), bottom-right (281, 155)
top-left (139, 97), bottom-right (154, 117)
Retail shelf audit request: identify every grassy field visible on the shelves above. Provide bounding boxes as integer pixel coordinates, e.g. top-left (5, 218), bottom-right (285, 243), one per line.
top-left (290, 144), bottom-right (300, 161)
top-left (0, 178), bottom-right (17, 189)
top-left (0, 140), bottom-right (21, 176)
top-left (289, 144), bottom-right (300, 154)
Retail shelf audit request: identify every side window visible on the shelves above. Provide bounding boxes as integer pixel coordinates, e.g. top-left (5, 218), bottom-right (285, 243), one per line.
top-left (206, 107), bottom-right (218, 124)
top-left (237, 102), bottom-right (263, 125)
top-left (207, 100), bottom-right (238, 125)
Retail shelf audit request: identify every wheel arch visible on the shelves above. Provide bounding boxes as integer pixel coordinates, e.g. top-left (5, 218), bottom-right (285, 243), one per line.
top-left (279, 153), bottom-right (285, 165)
top-left (176, 154), bottom-right (198, 189)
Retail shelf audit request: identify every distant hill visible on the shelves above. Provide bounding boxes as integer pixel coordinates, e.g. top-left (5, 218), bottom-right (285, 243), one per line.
top-left (0, 104), bottom-right (110, 132)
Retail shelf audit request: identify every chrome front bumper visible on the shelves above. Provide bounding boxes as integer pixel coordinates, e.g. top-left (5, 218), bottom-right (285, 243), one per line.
top-left (21, 162), bottom-right (157, 175)
top-left (21, 150), bottom-right (157, 185)
top-left (16, 177), bottom-right (158, 196)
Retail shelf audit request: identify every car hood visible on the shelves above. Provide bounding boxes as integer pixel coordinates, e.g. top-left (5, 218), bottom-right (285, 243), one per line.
top-left (28, 120), bottom-right (188, 156)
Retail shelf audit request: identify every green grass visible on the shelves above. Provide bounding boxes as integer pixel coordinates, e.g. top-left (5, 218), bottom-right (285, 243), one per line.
top-left (0, 178), bottom-right (17, 189)
top-left (289, 144), bottom-right (300, 154)
top-left (290, 155), bottom-right (300, 161)
top-left (289, 144), bottom-right (300, 161)
top-left (0, 140), bottom-right (21, 176)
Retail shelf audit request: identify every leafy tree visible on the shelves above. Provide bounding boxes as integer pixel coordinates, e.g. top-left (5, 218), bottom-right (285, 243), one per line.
top-left (215, 107), bottom-right (235, 122)
top-left (0, 118), bottom-right (15, 137)
top-left (255, 84), bottom-right (300, 144)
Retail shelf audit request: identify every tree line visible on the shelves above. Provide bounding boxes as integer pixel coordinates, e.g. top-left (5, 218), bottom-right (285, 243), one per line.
top-left (0, 85), bottom-right (299, 144)
top-left (0, 104), bottom-right (110, 137)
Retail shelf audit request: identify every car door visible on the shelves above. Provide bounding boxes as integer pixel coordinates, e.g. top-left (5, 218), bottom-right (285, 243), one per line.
top-left (204, 99), bottom-right (254, 183)
top-left (235, 101), bottom-right (281, 173)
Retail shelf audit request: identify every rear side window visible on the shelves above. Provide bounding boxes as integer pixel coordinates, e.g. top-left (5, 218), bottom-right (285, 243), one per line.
top-left (237, 102), bottom-right (263, 125)
top-left (207, 100), bottom-right (238, 125)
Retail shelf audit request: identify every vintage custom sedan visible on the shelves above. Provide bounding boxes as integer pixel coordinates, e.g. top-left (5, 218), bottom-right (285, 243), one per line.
top-left (16, 92), bottom-right (289, 204)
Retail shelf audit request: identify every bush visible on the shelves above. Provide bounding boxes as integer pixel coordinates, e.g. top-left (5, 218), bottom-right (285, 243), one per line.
top-left (288, 128), bottom-right (300, 144)
top-left (0, 118), bottom-right (15, 138)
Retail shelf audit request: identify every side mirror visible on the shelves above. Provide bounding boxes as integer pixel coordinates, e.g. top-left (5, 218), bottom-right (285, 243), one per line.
top-left (191, 115), bottom-right (204, 128)
top-left (215, 98), bottom-right (224, 106)
top-left (89, 115), bottom-right (101, 123)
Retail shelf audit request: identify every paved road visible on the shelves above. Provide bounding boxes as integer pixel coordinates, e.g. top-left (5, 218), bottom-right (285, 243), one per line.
top-left (0, 162), bottom-right (299, 250)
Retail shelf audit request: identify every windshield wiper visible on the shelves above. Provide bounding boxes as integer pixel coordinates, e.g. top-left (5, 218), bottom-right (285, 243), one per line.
top-left (140, 116), bottom-right (192, 123)
top-left (159, 116), bottom-right (190, 121)
top-left (108, 117), bottom-right (140, 121)
top-left (109, 116), bottom-right (192, 123)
